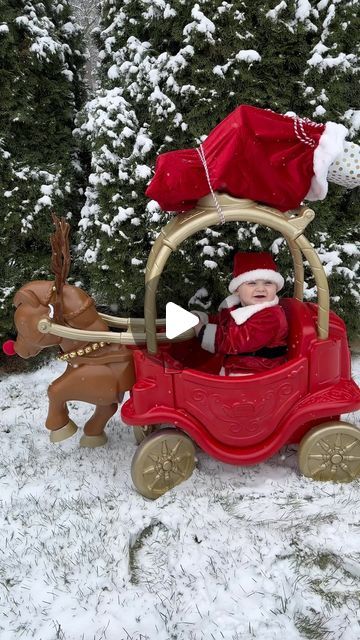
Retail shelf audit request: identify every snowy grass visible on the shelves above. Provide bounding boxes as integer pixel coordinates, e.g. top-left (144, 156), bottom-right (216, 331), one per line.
top-left (0, 359), bottom-right (360, 640)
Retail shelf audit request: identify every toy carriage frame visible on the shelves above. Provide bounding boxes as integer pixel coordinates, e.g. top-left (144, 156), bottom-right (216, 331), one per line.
top-left (38, 195), bottom-right (327, 344)
top-left (38, 195), bottom-right (360, 498)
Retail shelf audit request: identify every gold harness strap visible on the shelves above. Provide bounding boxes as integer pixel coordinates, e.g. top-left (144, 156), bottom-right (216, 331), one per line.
top-left (70, 351), bottom-right (133, 366)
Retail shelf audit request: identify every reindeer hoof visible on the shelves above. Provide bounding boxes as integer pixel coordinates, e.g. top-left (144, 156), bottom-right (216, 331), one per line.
top-left (79, 433), bottom-right (108, 448)
top-left (50, 420), bottom-right (78, 443)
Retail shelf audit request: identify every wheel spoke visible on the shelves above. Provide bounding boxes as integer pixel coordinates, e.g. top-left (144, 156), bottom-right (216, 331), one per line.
top-left (171, 440), bottom-right (183, 457)
top-left (312, 461), bottom-right (330, 476)
top-left (175, 453), bottom-right (191, 464)
top-left (142, 465), bottom-right (156, 475)
top-left (344, 439), bottom-right (360, 452)
top-left (334, 433), bottom-right (342, 449)
top-left (161, 440), bottom-right (170, 457)
top-left (318, 439), bottom-right (331, 452)
top-left (148, 473), bottom-right (163, 491)
top-left (308, 454), bottom-right (325, 460)
top-left (313, 466), bottom-right (328, 479)
top-left (172, 465), bottom-right (186, 479)
top-left (339, 463), bottom-right (355, 480)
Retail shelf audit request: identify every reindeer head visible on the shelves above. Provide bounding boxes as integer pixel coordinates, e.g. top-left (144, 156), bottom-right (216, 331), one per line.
top-left (13, 281), bottom-right (61, 358)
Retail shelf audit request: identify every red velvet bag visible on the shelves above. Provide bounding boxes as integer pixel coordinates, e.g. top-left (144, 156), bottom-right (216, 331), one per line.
top-left (145, 105), bottom-right (346, 213)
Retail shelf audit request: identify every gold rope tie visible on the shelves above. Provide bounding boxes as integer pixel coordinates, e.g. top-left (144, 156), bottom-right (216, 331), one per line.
top-left (58, 341), bottom-right (110, 361)
top-left (196, 144), bottom-right (225, 224)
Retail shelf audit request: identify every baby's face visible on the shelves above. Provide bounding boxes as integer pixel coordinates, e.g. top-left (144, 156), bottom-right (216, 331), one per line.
top-left (236, 279), bottom-right (277, 306)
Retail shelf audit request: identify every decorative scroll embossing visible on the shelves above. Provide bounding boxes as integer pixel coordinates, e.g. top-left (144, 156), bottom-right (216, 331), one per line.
top-left (229, 419), bottom-right (260, 435)
top-left (192, 390), bottom-right (208, 403)
top-left (297, 381), bottom-right (359, 409)
top-left (189, 377), bottom-right (301, 438)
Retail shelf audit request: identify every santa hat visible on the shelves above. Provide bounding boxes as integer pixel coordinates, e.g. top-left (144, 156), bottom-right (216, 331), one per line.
top-left (228, 252), bottom-right (284, 293)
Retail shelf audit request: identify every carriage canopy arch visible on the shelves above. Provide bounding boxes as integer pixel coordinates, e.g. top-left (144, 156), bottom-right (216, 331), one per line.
top-left (144, 194), bottom-right (329, 354)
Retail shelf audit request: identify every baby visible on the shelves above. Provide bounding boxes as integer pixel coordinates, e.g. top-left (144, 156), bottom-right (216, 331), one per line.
top-left (194, 252), bottom-right (288, 375)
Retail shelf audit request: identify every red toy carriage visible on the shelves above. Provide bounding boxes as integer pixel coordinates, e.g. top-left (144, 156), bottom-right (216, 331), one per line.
top-left (121, 195), bottom-right (360, 498)
top-left (5, 196), bottom-right (360, 498)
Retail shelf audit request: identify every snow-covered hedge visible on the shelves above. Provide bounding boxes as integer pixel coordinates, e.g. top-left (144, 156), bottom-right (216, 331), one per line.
top-left (0, 0), bottom-right (86, 339)
top-left (75, 0), bottom-right (359, 334)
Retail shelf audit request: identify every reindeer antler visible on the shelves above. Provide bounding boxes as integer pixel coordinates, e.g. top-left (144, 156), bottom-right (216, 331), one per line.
top-left (50, 213), bottom-right (71, 323)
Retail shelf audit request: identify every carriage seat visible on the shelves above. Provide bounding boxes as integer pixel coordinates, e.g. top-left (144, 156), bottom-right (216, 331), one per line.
top-left (280, 298), bottom-right (317, 360)
top-left (167, 298), bottom-right (317, 375)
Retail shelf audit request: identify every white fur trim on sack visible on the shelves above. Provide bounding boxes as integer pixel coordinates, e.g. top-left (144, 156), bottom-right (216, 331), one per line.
top-left (228, 270), bottom-right (284, 294)
top-left (230, 296), bottom-right (279, 325)
top-left (305, 122), bottom-right (348, 201)
top-left (201, 323), bottom-right (218, 353)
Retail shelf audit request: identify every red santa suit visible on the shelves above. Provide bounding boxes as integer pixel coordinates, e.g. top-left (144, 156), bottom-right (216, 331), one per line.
top-left (195, 252), bottom-right (288, 375)
top-left (197, 296), bottom-right (288, 375)
top-left (145, 104), bottom-right (348, 213)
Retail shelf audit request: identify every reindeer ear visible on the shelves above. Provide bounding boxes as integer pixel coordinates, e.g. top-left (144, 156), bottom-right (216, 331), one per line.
top-left (14, 289), bottom-right (40, 308)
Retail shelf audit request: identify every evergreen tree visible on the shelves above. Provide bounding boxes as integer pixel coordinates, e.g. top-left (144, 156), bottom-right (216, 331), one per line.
top-left (0, 0), bottom-right (86, 339)
top-left (77, 0), bottom-right (359, 335)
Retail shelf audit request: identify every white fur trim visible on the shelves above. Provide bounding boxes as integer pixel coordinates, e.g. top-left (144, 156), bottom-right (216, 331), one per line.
top-left (218, 294), bottom-right (241, 310)
top-left (305, 122), bottom-right (348, 201)
top-left (229, 270), bottom-right (284, 293)
top-left (193, 310), bottom-right (209, 324)
top-left (230, 296), bottom-right (279, 325)
top-left (201, 323), bottom-right (217, 353)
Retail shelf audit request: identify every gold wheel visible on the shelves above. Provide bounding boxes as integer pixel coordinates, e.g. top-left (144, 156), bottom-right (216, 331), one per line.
top-left (131, 428), bottom-right (196, 499)
top-left (133, 425), bottom-right (157, 444)
top-left (299, 421), bottom-right (360, 482)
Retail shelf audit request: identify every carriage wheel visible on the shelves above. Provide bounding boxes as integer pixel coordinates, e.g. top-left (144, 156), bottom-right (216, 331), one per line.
top-left (131, 428), bottom-right (196, 499)
top-left (133, 425), bottom-right (157, 444)
top-left (298, 421), bottom-right (360, 482)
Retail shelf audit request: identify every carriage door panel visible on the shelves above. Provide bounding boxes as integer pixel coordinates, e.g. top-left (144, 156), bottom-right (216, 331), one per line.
top-left (174, 359), bottom-right (308, 446)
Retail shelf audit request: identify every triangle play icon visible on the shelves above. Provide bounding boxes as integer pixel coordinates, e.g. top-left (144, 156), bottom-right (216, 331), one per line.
top-left (165, 302), bottom-right (199, 339)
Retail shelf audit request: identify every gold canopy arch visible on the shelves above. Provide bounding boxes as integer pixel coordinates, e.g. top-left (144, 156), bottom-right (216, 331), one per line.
top-left (144, 194), bottom-right (329, 354)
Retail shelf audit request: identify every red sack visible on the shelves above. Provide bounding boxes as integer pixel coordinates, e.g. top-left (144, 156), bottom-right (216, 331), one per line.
top-left (145, 105), bottom-right (347, 213)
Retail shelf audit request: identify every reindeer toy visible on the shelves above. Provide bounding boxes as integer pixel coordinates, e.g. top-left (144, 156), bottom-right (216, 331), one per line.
top-left (3, 215), bottom-right (135, 447)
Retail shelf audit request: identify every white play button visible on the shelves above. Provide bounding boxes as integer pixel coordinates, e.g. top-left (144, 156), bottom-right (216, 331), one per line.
top-left (165, 302), bottom-right (199, 339)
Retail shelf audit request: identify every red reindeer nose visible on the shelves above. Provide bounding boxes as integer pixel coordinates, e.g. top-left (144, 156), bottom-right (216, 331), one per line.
top-left (2, 340), bottom-right (16, 356)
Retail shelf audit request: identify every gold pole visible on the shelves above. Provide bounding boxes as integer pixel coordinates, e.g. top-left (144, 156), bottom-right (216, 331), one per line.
top-left (286, 238), bottom-right (304, 301)
top-left (37, 317), bottom-right (192, 345)
top-left (99, 313), bottom-right (166, 329)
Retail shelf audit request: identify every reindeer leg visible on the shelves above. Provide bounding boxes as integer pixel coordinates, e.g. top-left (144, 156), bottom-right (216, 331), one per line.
top-left (45, 374), bottom-right (78, 443)
top-left (79, 401), bottom-right (119, 448)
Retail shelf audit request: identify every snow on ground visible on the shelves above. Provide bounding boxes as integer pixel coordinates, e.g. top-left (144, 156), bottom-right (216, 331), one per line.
top-left (0, 357), bottom-right (360, 640)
